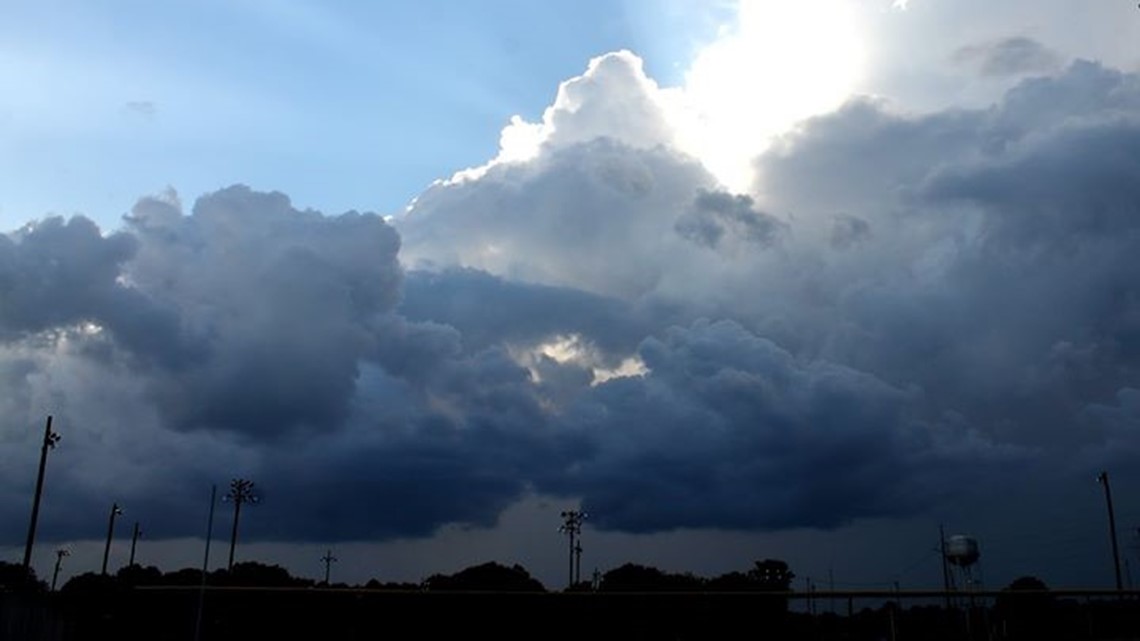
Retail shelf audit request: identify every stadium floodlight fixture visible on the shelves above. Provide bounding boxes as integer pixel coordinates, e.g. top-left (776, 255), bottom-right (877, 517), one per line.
top-left (224, 478), bottom-right (260, 570)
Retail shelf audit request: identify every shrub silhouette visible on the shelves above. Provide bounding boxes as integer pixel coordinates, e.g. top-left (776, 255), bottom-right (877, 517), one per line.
top-left (424, 562), bottom-right (545, 592)
top-left (216, 561), bottom-right (313, 588)
top-left (599, 563), bottom-right (703, 592)
top-left (0, 561), bottom-right (46, 593)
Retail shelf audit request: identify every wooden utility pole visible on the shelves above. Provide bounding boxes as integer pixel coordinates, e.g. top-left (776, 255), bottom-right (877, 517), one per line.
top-left (102, 503), bottom-right (123, 575)
top-left (51, 548), bottom-right (69, 591)
top-left (23, 416), bottom-right (60, 570)
top-left (1098, 471), bottom-right (1124, 591)
top-left (321, 549), bottom-right (338, 585)
top-left (129, 522), bottom-right (142, 566)
top-left (559, 510), bottom-right (586, 589)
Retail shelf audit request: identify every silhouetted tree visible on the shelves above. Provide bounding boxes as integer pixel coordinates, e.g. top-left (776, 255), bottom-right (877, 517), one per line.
top-left (995, 576), bottom-right (1055, 641)
top-left (60, 571), bottom-right (118, 595)
top-left (706, 571), bottom-right (752, 591)
top-left (116, 564), bottom-right (162, 586)
top-left (700, 559), bottom-right (797, 593)
top-left (424, 562), bottom-right (545, 592)
top-left (564, 579), bottom-right (594, 593)
top-left (217, 561), bottom-right (312, 588)
top-left (160, 567), bottom-right (205, 586)
top-left (0, 561), bottom-right (46, 592)
top-left (715, 559), bottom-right (795, 615)
top-left (599, 563), bottom-right (703, 592)
top-left (747, 559), bottom-right (794, 591)
top-left (364, 578), bottom-right (420, 591)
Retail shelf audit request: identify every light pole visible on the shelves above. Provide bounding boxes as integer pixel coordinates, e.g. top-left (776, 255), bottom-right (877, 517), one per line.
top-left (51, 548), bottom-right (70, 592)
top-left (321, 549), bottom-right (338, 586)
top-left (574, 541), bottom-right (583, 586)
top-left (224, 478), bottom-right (259, 571)
top-left (102, 503), bottom-right (123, 575)
top-left (129, 522), bottom-right (142, 567)
top-left (23, 416), bottom-right (60, 570)
top-left (1098, 471), bottom-right (1123, 591)
top-left (559, 510), bottom-right (586, 589)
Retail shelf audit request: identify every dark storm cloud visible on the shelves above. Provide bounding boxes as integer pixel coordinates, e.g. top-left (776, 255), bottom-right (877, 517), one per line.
top-left (674, 189), bottom-right (786, 249)
top-left (398, 268), bottom-right (681, 358)
top-left (756, 99), bottom-right (984, 216)
top-left (252, 411), bottom-right (585, 541)
top-left (924, 116), bottom-right (1140, 245)
top-left (1082, 387), bottom-right (1140, 464)
top-left (248, 324), bottom-right (597, 541)
top-left (829, 214), bottom-right (870, 250)
top-left (0, 216), bottom-right (188, 366)
top-left (994, 60), bottom-right (1140, 136)
top-left (121, 186), bottom-right (403, 438)
top-left (5, 57), bottom-right (1140, 550)
top-left (952, 37), bottom-right (1063, 77)
top-left (0, 216), bottom-right (137, 335)
top-left (0, 185), bottom-right (414, 542)
top-left (916, 117), bottom-right (1140, 444)
top-left (546, 320), bottom-right (1023, 532)
top-left (0, 186), bottom-right (603, 543)
top-left (751, 59), bottom-right (1140, 457)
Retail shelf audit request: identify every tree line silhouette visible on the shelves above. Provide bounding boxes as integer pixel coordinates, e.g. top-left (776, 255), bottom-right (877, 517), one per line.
top-left (7, 554), bottom-right (1139, 641)
top-left (1, 557), bottom-right (794, 594)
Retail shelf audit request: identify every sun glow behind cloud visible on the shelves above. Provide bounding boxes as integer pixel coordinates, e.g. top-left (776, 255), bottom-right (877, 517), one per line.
top-left (512, 334), bottom-right (648, 388)
top-left (671, 0), bottom-right (867, 192)
top-left (444, 0), bottom-right (866, 195)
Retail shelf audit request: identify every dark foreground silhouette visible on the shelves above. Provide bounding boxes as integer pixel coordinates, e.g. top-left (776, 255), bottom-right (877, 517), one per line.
top-left (3, 560), bottom-right (1139, 640)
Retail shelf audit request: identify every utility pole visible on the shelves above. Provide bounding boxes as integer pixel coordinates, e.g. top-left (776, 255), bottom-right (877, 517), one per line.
top-left (224, 478), bottom-right (259, 571)
top-left (194, 485), bottom-right (217, 641)
top-left (559, 510), bottom-right (586, 589)
top-left (1098, 471), bottom-right (1124, 591)
top-left (23, 416), bottom-right (60, 570)
top-left (574, 541), bottom-right (583, 585)
top-left (321, 549), bottom-right (338, 586)
top-left (940, 524), bottom-right (952, 609)
top-left (829, 565), bottom-right (835, 615)
top-left (804, 577), bottom-right (816, 615)
top-left (102, 503), bottom-right (123, 575)
top-left (129, 522), bottom-right (142, 567)
top-left (809, 578), bottom-right (816, 616)
top-left (51, 548), bottom-right (69, 592)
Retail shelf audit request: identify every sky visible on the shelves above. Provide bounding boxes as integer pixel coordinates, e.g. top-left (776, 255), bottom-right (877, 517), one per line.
top-left (3, 0), bottom-right (1140, 593)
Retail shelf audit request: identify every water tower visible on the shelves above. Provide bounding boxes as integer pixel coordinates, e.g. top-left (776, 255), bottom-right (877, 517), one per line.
top-left (944, 534), bottom-right (981, 591)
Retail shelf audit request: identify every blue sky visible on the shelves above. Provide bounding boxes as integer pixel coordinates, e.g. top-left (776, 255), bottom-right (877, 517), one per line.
top-left (0, 0), bottom-right (728, 229)
top-left (4, 0), bottom-right (1137, 230)
top-left (5, 0), bottom-right (1137, 233)
top-left (4, 0), bottom-right (1140, 592)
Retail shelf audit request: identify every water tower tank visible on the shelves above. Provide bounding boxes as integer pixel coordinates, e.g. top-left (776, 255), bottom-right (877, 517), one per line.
top-left (945, 535), bottom-right (980, 567)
